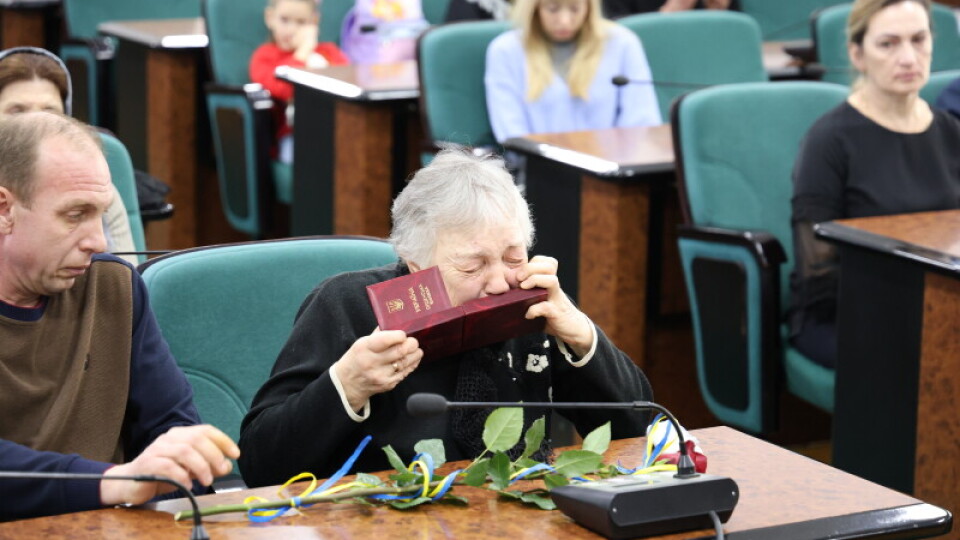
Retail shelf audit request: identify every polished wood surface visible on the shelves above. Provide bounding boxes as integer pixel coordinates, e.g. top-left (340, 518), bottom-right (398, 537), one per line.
top-left (98, 18), bottom-right (207, 49)
top-left (829, 209), bottom-right (960, 260)
top-left (580, 179), bottom-right (650, 368)
top-left (0, 427), bottom-right (947, 539)
top-left (284, 61), bottom-right (420, 99)
top-left (0, 6), bottom-right (43, 49)
top-left (517, 124), bottom-right (674, 176)
top-left (917, 272), bottom-right (960, 516)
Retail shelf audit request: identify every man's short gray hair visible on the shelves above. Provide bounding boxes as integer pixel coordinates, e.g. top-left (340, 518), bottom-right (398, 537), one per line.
top-left (0, 111), bottom-right (100, 206)
top-left (389, 147), bottom-right (535, 268)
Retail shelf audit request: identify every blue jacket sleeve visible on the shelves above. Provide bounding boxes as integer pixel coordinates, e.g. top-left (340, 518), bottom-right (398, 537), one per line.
top-left (615, 28), bottom-right (662, 127)
top-left (121, 264), bottom-right (200, 460)
top-left (0, 440), bottom-right (112, 520)
top-left (485, 32), bottom-right (533, 142)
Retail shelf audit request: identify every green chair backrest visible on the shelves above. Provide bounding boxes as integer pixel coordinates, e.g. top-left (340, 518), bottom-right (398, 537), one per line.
top-left (418, 20), bottom-right (509, 151)
top-left (204, 0), bottom-right (269, 86)
top-left (738, 0), bottom-right (849, 41)
top-left (63, 0), bottom-right (201, 40)
top-left (422, 0), bottom-right (451, 24)
top-left (619, 11), bottom-right (767, 119)
top-left (321, 0), bottom-right (355, 46)
top-left (816, 2), bottom-right (960, 85)
top-left (99, 132), bottom-right (147, 261)
top-left (921, 68), bottom-right (960, 104)
top-left (139, 237), bottom-right (398, 443)
top-left (675, 81), bottom-right (849, 310)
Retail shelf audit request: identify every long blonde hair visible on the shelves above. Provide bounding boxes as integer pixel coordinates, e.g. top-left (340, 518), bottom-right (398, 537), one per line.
top-left (513, 0), bottom-right (610, 101)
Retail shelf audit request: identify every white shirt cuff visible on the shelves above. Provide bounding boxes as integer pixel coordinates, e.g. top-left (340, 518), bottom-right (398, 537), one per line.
top-left (306, 52), bottom-right (329, 69)
top-left (557, 315), bottom-right (598, 368)
top-left (330, 363), bottom-right (370, 422)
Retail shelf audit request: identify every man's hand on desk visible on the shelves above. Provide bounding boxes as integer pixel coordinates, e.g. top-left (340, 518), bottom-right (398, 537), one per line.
top-left (100, 425), bottom-right (240, 506)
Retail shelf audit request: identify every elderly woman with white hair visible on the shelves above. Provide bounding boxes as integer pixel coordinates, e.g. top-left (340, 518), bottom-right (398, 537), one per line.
top-left (238, 148), bottom-right (653, 487)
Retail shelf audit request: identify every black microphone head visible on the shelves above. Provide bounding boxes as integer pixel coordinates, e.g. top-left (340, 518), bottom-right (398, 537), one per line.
top-left (406, 393), bottom-right (449, 417)
top-left (611, 75), bottom-right (629, 87)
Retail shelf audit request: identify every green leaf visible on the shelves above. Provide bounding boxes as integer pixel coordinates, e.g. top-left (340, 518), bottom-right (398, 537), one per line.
top-left (482, 407), bottom-right (524, 453)
top-left (519, 491), bottom-right (557, 510)
top-left (488, 452), bottom-right (512, 490)
top-left (439, 494), bottom-right (470, 505)
top-left (355, 473), bottom-right (384, 487)
top-left (389, 471), bottom-right (419, 486)
top-left (515, 457), bottom-right (539, 469)
top-left (581, 422), bottom-right (611, 455)
top-left (553, 450), bottom-right (604, 478)
top-left (382, 445), bottom-right (408, 473)
top-left (389, 497), bottom-right (433, 509)
top-left (414, 439), bottom-right (446, 468)
top-left (496, 490), bottom-right (522, 499)
top-left (462, 458), bottom-right (490, 487)
top-left (520, 417), bottom-right (546, 460)
top-left (543, 474), bottom-right (569, 490)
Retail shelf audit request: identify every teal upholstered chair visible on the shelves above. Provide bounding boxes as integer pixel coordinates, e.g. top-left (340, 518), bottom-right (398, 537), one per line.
top-left (814, 2), bottom-right (960, 85)
top-left (417, 20), bottom-right (509, 163)
top-left (99, 132), bottom-right (147, 263)
top-left (422, 0), bottom-right (452, 24)
top-left (738, 0), bottom-right (848, 40)
top-left (921, 68), bottom-right (960, 105)
top-left (671, 81), bottom-right (848, 434)
top-left (61, 0), bottom-right (201, 127)
top-left (321, 0), bottom-right (354, 46)
top-left (203, 0), bottom-right (292, 238)
top-left (139, 236), bottom-right (397, 446)
top-left (619, 11), bottom-right (767, 120)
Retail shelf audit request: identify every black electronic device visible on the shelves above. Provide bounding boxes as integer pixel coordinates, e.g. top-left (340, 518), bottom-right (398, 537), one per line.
top-left (552, 472), bottom-right (739, 539)
top-left (406, 393), bottom-right (740, 538)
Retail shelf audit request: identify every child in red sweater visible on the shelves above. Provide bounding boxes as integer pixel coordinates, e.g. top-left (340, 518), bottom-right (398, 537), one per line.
top-left (250, 0), bottom-right (349, 163)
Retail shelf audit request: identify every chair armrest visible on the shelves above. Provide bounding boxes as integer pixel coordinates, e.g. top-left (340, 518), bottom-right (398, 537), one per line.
top-left (678, 225), bottom-right (786, 268)
top-left (677, 224), bottom-right (787, 434)
top-left (63, 36), bottom-right (115, 61)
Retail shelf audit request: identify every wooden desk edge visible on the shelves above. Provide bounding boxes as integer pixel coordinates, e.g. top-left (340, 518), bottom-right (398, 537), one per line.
top-left (98, 19), bottom-right (207, 50)
top-left (816, 221), bottom-right (960, 275)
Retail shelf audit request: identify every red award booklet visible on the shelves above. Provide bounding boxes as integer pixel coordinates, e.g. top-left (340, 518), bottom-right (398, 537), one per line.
top-left (366, 266), bottom-right (548, 361)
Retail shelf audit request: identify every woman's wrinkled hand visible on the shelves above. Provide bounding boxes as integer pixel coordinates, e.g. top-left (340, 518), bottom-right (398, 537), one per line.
top-left (333, 328), bottom-right (422, 411)
top-left (517, 255), bottom-right (593, 356)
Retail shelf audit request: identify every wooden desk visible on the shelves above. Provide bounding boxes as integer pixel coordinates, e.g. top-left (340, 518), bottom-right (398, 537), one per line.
top-left (0, 427), bottom-right (950, 538)
top-left (277, 62), bottom-right (421, 238)
top-left (98, 17), bottom-right (238, 250)
top-left (0, 0), bottom-right (59, 50)
top-left (817, 209), bottom-right (960, 522)
top-left (504, 125), bottom-right (674, 368)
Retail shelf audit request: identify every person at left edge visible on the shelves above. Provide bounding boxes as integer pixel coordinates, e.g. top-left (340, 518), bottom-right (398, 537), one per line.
top-left (0, 112), bottom-right (240, 521)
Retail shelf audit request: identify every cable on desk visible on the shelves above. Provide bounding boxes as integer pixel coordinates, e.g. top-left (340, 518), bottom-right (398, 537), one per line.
top-left (708, 510), bottom-right (725, 540)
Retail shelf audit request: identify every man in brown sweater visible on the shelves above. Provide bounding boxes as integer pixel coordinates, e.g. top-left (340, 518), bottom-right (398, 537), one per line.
top-left (0, 112), bottom-right (239, 520)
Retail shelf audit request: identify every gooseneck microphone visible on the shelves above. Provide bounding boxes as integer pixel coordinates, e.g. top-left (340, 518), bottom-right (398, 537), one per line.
top-left (611, 75), bottom-right (710, 90)
top-left (406, 393), bottom-right (739, 539)
top-left (407, 392), bottom-right (697, 477)
top-left (0, 471), bottom-right (209, 540)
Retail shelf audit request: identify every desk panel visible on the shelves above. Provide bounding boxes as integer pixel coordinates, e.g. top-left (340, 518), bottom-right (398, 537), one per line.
top-left (819, 209), bottom-right (960, 521)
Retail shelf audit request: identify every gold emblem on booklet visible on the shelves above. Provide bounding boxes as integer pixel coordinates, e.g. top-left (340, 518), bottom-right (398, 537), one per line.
top-left (387, 299), bottom-right (404, 313)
